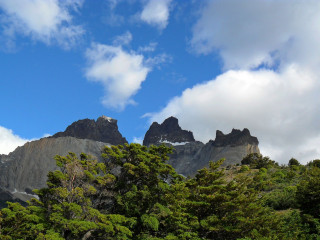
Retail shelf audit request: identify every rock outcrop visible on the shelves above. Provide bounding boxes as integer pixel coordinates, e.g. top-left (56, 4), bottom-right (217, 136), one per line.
top-left (143, 117), bottom-right (260, 176)
top-left (0, 115), bottom-right (261, 206)
top-left (143, 116), bottom-right (195, 146)
top-left (0, 116), bottom-right (126, 205)
top-left (52, 115), bottom-right (127, 145)
top-left (0, 137), bottom-right (108, 193)
top-left (213, 128), bottom-right (259, 147)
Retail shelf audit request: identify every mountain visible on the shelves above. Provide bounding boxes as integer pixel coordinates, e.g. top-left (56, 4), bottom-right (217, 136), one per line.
top-left (52, 115), bottom-right (127, 145)
top-left (0, 115), bottom-right (260, 206)
top-left (0, 116), bottom-right (126, 205)
top-left (0, 137), bottom-right (108, 193)
top-left (143, 117), bottom-right (260, 176)
top-left (143, 116), bottom-right (195, 146)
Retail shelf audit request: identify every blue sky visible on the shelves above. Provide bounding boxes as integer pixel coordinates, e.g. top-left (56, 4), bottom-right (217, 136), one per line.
top-left (0, 0), bottom-right (320, 164)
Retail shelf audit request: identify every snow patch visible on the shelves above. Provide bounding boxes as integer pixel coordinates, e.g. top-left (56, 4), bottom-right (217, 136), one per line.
top-left (159, 140), bottom-right (190, 146)
top-left (12, 189), bottom-right (39, 199)
top-left (101, 115), bottom-right (114, 123)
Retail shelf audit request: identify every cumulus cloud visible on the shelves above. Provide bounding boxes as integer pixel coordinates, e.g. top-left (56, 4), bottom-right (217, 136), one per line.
top-left (149, 65), bottom-right (320, 163)
top-left (0, 126), bottom-right (29, 154)
top-left (149, 0), bottom-right (320, 164)
top-left (85, 43), bottom-right (150, 110)
top-left (0, 0), bottom-right (84, 49)
top-left (140, 0), bottom-right (172, 29)
top-left (191, 0), bottom-right (320, 70)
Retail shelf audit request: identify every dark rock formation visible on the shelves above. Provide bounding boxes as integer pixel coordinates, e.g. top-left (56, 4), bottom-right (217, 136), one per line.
top-left (0, 115), bottom-right (261, 206)
top-left (143, 116), bottom-right (195, 146)
top-left (143, 117), bottom-right (260, 176)
top-left (52, 116), bottom-right (127, 145)
top-left (213, 128), bottom-right (259, 147)
top-left (0, 116), bottom-right (128, 206)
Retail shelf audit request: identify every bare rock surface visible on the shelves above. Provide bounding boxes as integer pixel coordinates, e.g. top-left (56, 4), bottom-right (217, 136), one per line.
top-left (143, 117), bottom-right (260, 176)
top-left (143, 116), bottom-right (195, 146)
top-left (52, 115), bottom-right (127, 145)
top-left (0, 137), bottom-right (108, 192)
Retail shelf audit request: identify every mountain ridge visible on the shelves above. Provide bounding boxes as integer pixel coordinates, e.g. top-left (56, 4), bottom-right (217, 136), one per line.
top-left (142, 117), bottom-right (260, 176)
top-left (0, 115), bottom-right (260, 205)
top-left (52, 115), bottom-right (127, 145)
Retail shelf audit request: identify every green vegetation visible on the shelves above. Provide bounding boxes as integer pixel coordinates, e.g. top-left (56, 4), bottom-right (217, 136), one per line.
top-left (1, 144), bottom-right (320, 239)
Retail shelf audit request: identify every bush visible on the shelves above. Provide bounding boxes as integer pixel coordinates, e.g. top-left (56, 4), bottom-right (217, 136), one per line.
top-left (241, 153), bottom-right (277, 169)
top-left (239, 165), bottom-right (250, 172)
top-left (264, 186), bottom-right (298, 210)
top-left (288, 158), bottom-right (300, 166)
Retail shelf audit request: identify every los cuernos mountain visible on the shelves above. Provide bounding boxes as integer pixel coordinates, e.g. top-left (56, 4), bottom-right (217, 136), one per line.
top-left (0, 115), bottom-right (259, 206)
top-left (143, 117), bottom-right (260, 176)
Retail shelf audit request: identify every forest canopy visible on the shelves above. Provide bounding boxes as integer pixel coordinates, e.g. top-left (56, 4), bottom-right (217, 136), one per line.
top-left (0, 144), bottom-right (320, 240)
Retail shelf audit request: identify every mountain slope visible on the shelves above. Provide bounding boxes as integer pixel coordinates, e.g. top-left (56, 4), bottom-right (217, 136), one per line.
top-left (143, 117), bottom-right (260, 176)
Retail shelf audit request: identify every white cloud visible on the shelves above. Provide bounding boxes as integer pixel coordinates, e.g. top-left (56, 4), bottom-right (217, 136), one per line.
top-left (191, 0), bottom-right (320, 70)
top-left (140, 0), bottom-right (172, 29)
top-left (145, 53), bottom-right (172, 69)
top-left (85, 43), bottom-right (150, 110)
top-left (149, 65), bottom-right (320, 164)
top-left (132, 136), bottom-right (143, 144)
top-left (0, 0), bottom-right (84, 49)
top-left (0, 126), bottom-right (29, 154)
top-left (148, 0), bottom-right (320, 164)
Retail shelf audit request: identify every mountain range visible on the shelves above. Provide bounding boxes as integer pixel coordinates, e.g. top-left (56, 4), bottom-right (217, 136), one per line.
top-left (0, 115), bottom-right (260, 206)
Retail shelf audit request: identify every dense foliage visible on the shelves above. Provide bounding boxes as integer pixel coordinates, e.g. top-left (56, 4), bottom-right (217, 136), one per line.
top-left (1, 144), bottom-right (320, 239)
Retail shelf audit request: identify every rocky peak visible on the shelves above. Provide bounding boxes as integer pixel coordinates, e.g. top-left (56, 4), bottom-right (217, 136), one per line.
top-left (52, 116), bottom-right (127, 145)
top-left (143, 116), bottom-right (195, 146)
top-left (211, 128), bottom-right (259, 147)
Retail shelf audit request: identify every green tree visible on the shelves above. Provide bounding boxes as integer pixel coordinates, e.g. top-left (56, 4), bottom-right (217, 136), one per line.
top-left (308, 159), bottom-right (320, 168)
top-left (0, 153), bottom-right (133, 240)
top-left (296, 167), bottom-right (320, 218)
top-left (241, 153), bottom-right (277, 169)
top-left (288, 158), bottom-right (300, 166)
top-left (101, 143), bottom-right (183, 239)
top-left (182, 159), bottom-right (281, 239)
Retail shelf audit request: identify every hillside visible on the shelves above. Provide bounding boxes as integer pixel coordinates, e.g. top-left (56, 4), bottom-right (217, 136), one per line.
top-left (1, 144), bottom-right (319, 239)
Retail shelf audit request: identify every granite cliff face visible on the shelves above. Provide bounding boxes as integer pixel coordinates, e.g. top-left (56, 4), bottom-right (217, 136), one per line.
top-left (0, 137), bottom-right (108, 193)
top-left (52, 115), bottom-right (127, 145)
top-left (0, 115), bottom-right (261, 206)
top-left (143, 116), bottom-right (195, 146)
top-left (0, 116), bottom-right (126, 205)
top-left (143, 117), bottom-right (260, 176)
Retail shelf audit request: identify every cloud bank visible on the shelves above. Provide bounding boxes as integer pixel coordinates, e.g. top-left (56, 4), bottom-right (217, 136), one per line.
top-left (85, 43), bottom-right (150, 110)
top-left (0, 126), bottom-right (29, 154)
top-left (0, 0), bottom-right (84, 49)
top-left (140, 0), bottom-right (172, 29)
top-left (191, 0), bottom-right (320, 70)
top-left (149, 0), bottom-right (320, 164)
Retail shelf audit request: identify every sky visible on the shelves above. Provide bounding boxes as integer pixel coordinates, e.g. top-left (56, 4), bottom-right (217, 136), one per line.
top-left (0, 0), bottom-right (319, 165)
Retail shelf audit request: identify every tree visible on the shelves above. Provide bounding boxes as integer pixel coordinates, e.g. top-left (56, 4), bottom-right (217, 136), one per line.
top-left (296, 167), bottom-right (320, 218)
top-left (182, 159), bottom-right (281, 239)
top-left (101, 143), bottom-right (184, 239)
top-left (288, 158), bottom-right (300, 166)
top-left (0, 144), bottom-right (306, 239)
top-left (0, 153), bottom-right (133, 240)
top-left (241, 153), bottom-right (277, 169)
top-left (307, 159), bottom-right (320, 168)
